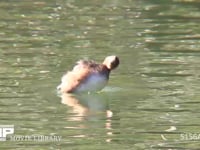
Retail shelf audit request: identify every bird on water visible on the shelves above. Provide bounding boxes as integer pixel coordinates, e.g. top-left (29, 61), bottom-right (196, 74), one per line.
top-left (57, 55), bottom-right (120, 93)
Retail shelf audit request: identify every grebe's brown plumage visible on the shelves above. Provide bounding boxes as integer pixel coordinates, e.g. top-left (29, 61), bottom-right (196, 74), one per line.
top-left (57, 56), bottom-right (119, 93)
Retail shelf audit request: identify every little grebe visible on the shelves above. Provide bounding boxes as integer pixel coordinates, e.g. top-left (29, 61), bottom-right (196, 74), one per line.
top-left (57, 55), bottom-right (119, 93)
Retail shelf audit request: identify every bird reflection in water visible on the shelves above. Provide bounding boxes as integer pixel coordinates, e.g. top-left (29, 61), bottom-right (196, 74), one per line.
top-left (60, 93), bottom-right (114, 142)
top-left (61, 93), bottom-right (112, 120)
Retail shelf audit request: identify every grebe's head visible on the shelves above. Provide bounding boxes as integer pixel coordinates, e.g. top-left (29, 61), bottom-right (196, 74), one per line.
top-left (103, 56), bottom-right (120, 70)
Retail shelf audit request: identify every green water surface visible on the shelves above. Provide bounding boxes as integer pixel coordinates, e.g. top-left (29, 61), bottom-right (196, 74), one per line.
top-left (1, 0), bottom-right (200, 149)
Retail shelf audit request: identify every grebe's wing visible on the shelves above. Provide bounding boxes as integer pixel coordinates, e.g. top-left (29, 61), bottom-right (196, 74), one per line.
top-left (59, 68), bottom-right (91, 93)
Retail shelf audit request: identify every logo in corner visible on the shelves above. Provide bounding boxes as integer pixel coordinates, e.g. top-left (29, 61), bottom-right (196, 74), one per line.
top-left (0, 125), bottom-right (14, 141)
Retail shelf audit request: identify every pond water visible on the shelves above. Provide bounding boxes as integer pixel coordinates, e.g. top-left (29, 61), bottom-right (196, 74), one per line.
top-left (1, 0), bottom-right (200, 149)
